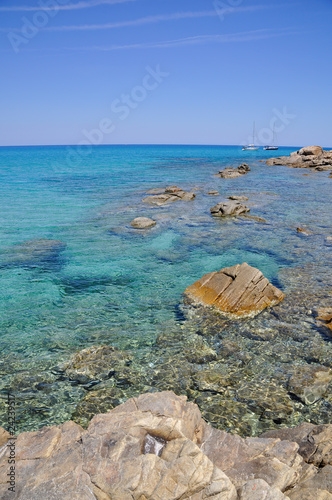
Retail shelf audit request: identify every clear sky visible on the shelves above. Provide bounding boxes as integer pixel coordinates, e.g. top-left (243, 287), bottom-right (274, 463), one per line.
top-left (0, 0), bottom-right (331, 147)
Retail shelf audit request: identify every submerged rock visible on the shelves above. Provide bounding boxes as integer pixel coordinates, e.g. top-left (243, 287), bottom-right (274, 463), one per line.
top-left (59, 345), bottom-right (133, 385)
top-left (210, 200), bottom-right (250, 217)
top-left (142, 185), bottom-right (196, 206)
top-left (130, 217), bottom-right (156, 229)
top-left (228, 195), bottom-right (249, 201)
top-left (316, 308), bottom-right (332, 335)
top-left (0, 238), bottom-right (66, 268)
top-left (287, 365), bottom-right (332, 405)
top-left (184, 263), bottom-right (285, 318)
top-left (1, 390), bottom-right (328, 500)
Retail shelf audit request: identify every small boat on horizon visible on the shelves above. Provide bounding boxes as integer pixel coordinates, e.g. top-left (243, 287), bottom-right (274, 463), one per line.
top-left (242, 122), bottom-right (259, 150)
top-left (263, 124), bottom-right (279, 150)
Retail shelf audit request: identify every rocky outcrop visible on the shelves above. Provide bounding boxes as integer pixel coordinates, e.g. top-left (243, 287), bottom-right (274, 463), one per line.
top-left (266, 146), bottom-right (332, 171)
top-left (142, 186), bottom-right (196, 206)
top-left (210, 200), bottom-right (250, 217)
top-left (130, 217), bottom-right (156, 229)
top-left (2, 391), bottom-right (331, 500)
top-left (184, 263), bottom-right (285, 318)
top-left (0, 239), bottom-right (66, 269)
top-left (215, 163), bottom-right (250, 179)
top-left (261, 422), bottom-right (332, 467)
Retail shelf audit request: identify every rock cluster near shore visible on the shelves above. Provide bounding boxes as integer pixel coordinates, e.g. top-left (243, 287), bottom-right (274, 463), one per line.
top-left (215, 163), bottom-right (250, 178)
top-left (266, 146), bottom-right (332, 171)
top-left (184, 262), bottom-right (285, 318)
top-left (0, 391), bottom-right (331, 500)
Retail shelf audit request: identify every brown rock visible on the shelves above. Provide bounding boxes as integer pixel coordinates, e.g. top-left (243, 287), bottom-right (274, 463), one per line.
top-left (297, 227), bottom-right (313, 235)
top-left (240, 214), bottom-right (267, 223)
top-left (287, 365), bottom-right (332, 405)
top-left (184, 262), bottom-right (285, 318)
top-left (228, 195), bottom-right (249, 201)
top-left (299, 146), bottom-right (323, 156)
top-left (0, 391), bottom-right (323, 500)
top-left (287, 465), bottom-right (332, 499)
top-left (261, 422), bottom-right (332, 467)
top-left (238, 478), bottom-right (289, 499)
top-left (130, 217), bottom-right (156, 229)
top-left (0, 427), bottom-right (10, 447)
top-left (207, 190), bottom-right (220, 195)
top-left (316, 308), bottom-right (332, 334)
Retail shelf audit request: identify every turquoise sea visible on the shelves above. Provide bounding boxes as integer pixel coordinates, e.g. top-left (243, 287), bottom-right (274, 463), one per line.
top-left (0, 145), bottom-right (331, 436)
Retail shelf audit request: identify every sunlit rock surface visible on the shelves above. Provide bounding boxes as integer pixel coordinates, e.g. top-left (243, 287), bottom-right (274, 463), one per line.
top-left (1, 391), bottom-right (331, 500)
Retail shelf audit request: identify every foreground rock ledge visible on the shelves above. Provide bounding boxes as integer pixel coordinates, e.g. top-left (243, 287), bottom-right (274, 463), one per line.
top-left (184, 263), bottom-right (285, 318)
top-left (1, 391), bottom-right (332, 500)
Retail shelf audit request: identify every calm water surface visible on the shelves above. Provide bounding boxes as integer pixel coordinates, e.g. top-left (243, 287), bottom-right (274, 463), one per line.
top-left (0, 145), bottom-right (331, 434)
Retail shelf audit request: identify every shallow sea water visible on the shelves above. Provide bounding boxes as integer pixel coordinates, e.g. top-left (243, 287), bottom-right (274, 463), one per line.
top-left (0, 145), bottom-right (331, 435)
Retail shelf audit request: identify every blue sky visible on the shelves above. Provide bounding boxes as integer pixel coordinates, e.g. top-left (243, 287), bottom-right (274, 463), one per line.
top-left (0, 0), bottom-right (331, 146)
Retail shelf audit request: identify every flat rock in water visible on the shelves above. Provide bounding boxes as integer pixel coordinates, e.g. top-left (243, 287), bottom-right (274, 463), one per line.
top-left (228, 195), bottom-right (249, 201)
top-left (143, 185), bottom-right (196, 205)
top-left (211, 200), bottom-right (250, 216)
top-left (207, 190), bottom-right (220, 195)
top-left (130, 217), bottom-right (156, 229)
top-left (184, 262), bottom-right (285, 318)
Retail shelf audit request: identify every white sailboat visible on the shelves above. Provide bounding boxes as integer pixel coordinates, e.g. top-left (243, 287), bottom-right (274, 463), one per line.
top-left (242, 122), bottom-right (259, 150)
top-left (264, 124), bottom-right (279, 150)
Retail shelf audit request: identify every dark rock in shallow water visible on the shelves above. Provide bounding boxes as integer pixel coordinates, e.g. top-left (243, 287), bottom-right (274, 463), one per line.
top-left (0, 238), bottom-right (66, 269)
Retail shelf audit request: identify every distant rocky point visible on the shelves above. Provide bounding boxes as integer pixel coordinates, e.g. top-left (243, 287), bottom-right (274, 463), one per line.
top-left (266, 146), bottom-right (332, 171)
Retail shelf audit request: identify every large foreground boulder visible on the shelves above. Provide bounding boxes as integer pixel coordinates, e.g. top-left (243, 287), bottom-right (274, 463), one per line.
top-left (184, 263), bottom-right (285, 318)
top-left (2, 391), bottom-right (331, 500)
